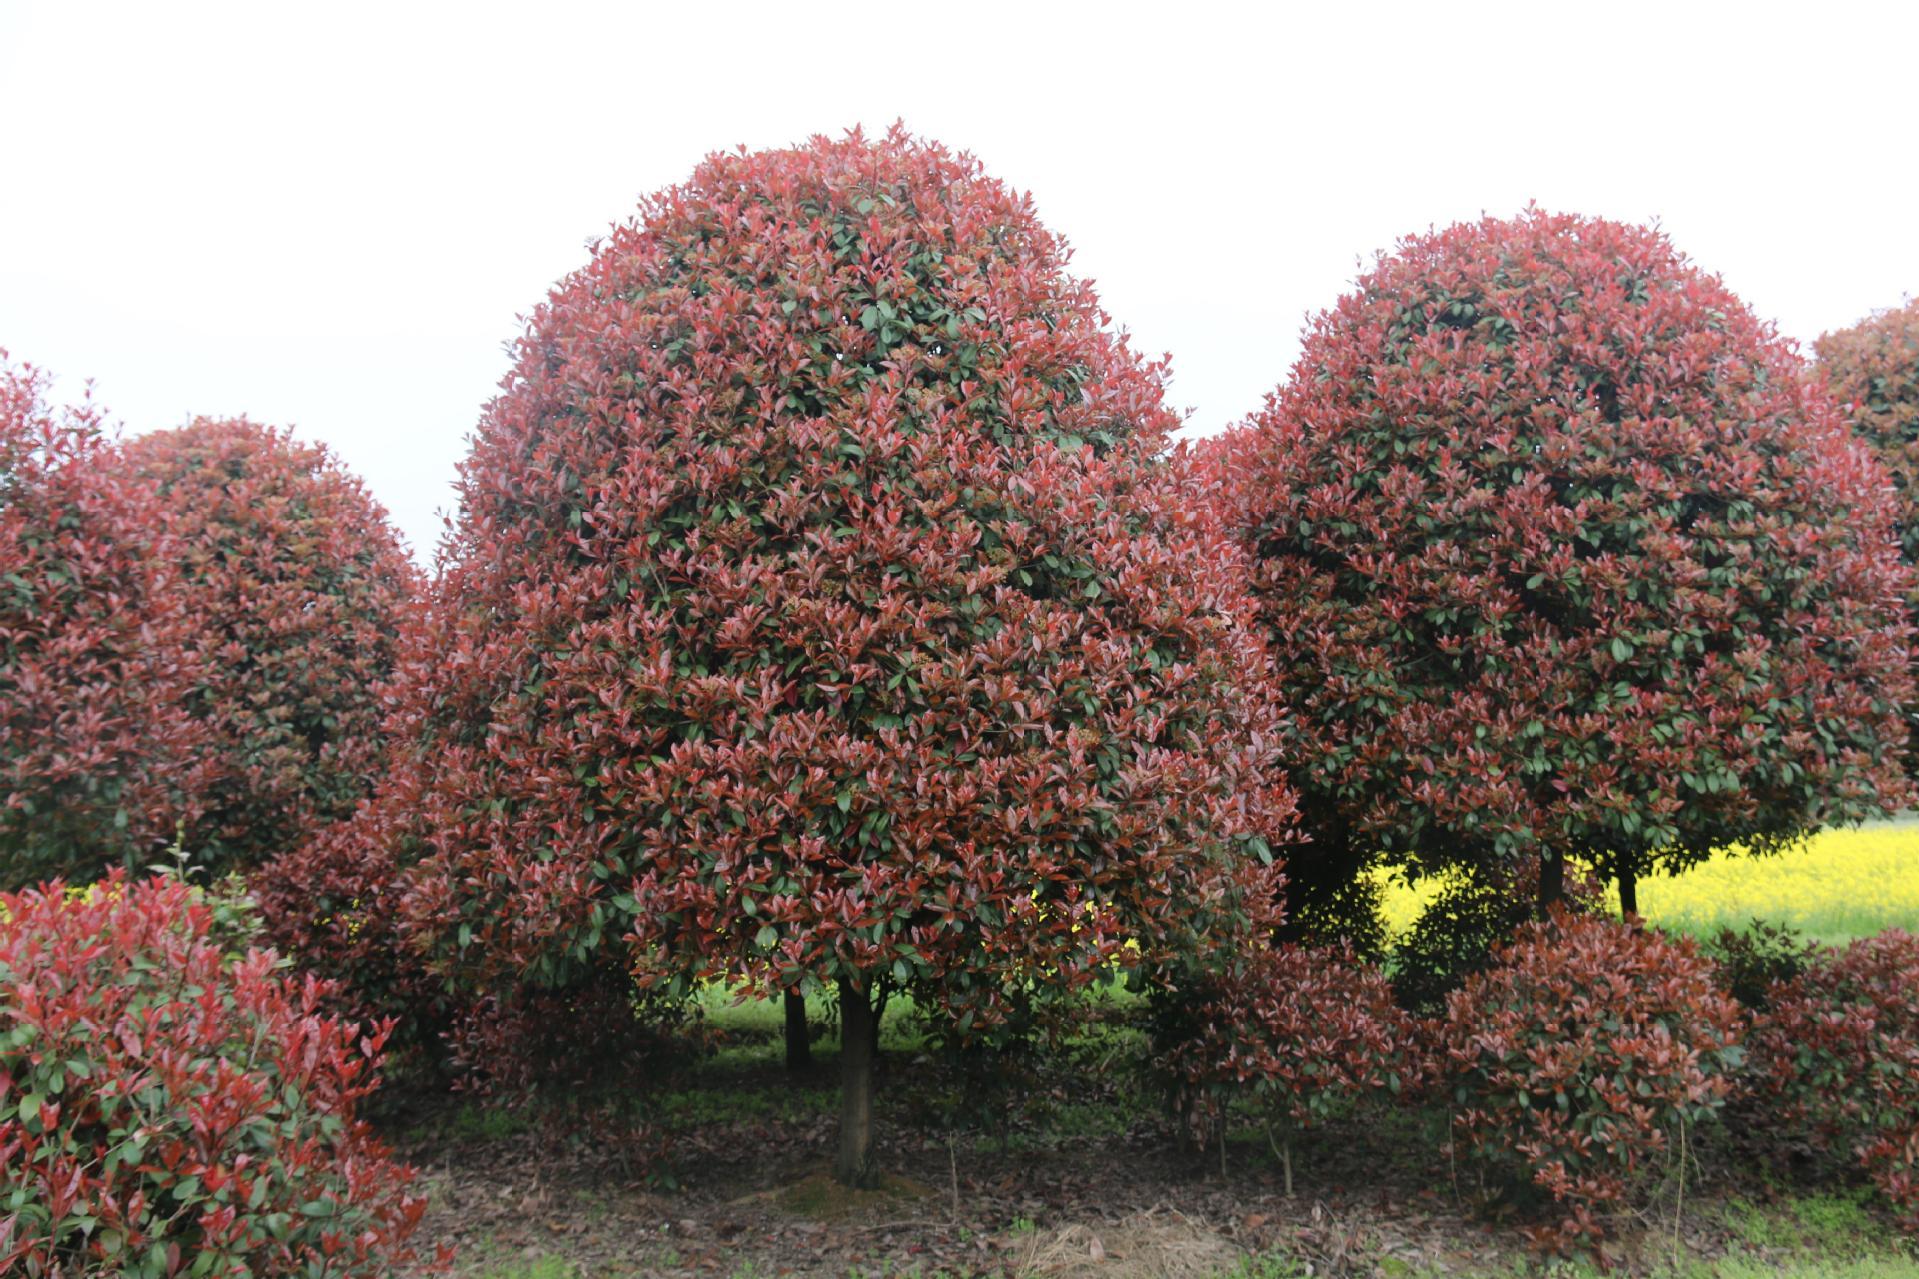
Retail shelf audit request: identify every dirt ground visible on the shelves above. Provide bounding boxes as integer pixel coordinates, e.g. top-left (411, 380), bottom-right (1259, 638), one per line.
top-left (385, 1042), bottom-right (1916, 1278)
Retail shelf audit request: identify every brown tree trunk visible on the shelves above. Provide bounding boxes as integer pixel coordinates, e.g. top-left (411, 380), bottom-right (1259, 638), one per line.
top-left (1618, 865), bottom-right (1639, 920)
top-left (1538, 850), bottom-right (1565, 919)
top-left (835, 978), bottom-right (878, 1188)
top-left (784, 990), bottom-right (810, 1072)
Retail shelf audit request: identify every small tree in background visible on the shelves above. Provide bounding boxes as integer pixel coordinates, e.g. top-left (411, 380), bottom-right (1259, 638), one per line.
top-left (120, 418), bottom-right (419, 870)
top-left (1817, 298), bottom-right (1919, 773)
top-left (0, 354), bottom-right (214, 884)
top-left (381, 127), bottom-right (1292, 1186)
top-left (1200, 209), bottom-right (1913, 928)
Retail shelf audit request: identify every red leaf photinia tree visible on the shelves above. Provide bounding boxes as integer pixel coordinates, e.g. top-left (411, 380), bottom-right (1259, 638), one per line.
top-left (253, 767), bottom-right (456, 1073)
top-left (1817, 298), bottom-right (1919, 772)
top-left (1202, 209), bottom-right (1914, 927)
top-left (0, 354), bottom-right (215, 884)
top-left (119, 418), bottom-right (420, 871)
top-left (382, 127), bottom-right (1291, 1185)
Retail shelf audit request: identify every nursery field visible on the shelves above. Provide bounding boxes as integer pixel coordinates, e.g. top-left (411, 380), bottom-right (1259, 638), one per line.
top-left (8, 119), bottom-right (1919, 1279)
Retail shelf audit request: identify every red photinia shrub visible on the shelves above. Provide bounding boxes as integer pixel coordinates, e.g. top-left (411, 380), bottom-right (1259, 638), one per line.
top-left (0, 354), bottom-right (215, 885)
top-left (119, 418), bottom-right (419, 871)
top-left (1439, 913), bottom-right (1744, 1253)
top-left (1817, 299), bottom-right (1919, 772)
top-left (1750, 929), bottom-right (1919, 1228)
top-left (378, 126), bottom-right (1292, 1185)
top-left (1155, 943), bottom-right (1419, 1191)
top-left (1201, 209), bottom-right (1914, 925)
top-left (0, 872), bottom-right (438, 1275)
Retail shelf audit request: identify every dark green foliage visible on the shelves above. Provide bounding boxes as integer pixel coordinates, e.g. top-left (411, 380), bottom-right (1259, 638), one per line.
top-left (1704, 920), bottom-right (1822, 1012)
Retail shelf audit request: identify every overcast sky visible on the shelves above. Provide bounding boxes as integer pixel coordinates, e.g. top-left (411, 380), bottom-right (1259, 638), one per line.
top-left (3, 1), bottom-right (1914, 561)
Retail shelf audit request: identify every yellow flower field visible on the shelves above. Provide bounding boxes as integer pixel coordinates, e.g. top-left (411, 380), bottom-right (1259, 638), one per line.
top-left (1377, 818), bottom-right (1919, 946)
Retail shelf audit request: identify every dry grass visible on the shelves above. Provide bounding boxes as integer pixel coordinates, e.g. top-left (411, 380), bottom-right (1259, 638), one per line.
top-left (1005, 1206), bottom-right (1246, 1278)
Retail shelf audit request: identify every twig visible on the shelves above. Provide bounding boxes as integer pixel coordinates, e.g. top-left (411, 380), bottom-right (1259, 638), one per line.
top-left (1447, 1112), bottom-right (1462, 1209)
top-left (1672, 1112), bottom-right (1689, 1269)
top-left (1265, 1123), bottom-right (1294, 1198)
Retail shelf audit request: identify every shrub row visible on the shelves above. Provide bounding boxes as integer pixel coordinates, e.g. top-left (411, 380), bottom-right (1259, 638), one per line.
top-left (12, 869), bottom-right (1916, 1269)
top-left (1158, 913), bottom-right (1919, 1255)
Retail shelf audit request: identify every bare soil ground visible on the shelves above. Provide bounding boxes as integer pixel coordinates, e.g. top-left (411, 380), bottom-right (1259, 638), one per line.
top-left (378, 1015), bottom-right (1918, 1279)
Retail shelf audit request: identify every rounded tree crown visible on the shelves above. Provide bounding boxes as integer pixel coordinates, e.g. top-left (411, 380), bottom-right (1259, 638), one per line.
top-left (1816, 298), bottom-right (1919, 776)
top-left (121, 417), bottom-right (419, 869)
top-left (0, 355), bottom-right (214, 882)
top-left (1217, 209), bottom-right (1911, 882)
top-left (383, 129), bottom-right (1289, 1030)
top-left (1818, 299), bottom-right (1919, 553)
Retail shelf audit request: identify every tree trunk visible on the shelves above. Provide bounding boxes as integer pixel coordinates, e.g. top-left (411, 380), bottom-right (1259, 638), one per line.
top-left (835, 978), bottom-right (879, 1188)
top-left (1538, 850), bottom-right (1565, 919)
top-left (784, 990), bottom-right (810, 1072)
top-left (1618, 865), bottom-right (1639, 921)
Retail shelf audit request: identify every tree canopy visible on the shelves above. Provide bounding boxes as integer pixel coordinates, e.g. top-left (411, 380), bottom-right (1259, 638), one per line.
top-left (1202, 209), bottom-right (1912, 920)
top-left (357, 128), bottom-right (1290, 1183)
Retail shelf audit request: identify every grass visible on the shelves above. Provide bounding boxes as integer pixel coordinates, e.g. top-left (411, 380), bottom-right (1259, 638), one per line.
top-left (693, 984), bottom-right (923, 1062)
top-left (1377, 817), bottom-right (1919, 947)
top-left (1696, 1252), bottom-right (1919, 1275)
top-left (470, 1262), bottom-right (576, 1279)
top-left (1720, 1191), bottom-right (1884, 1257)
top-left (1192, 1191), bottom-right (1919, 1279)
top-left (1626, 1189), bottom-right (1919, 1278)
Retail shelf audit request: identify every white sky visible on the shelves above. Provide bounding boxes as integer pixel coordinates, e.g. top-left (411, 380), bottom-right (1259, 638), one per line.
top-left (3, 1), bottom-right (1915, 562)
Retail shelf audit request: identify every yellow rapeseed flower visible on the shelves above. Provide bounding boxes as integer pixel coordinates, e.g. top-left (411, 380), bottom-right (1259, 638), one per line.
top-left (1375, 820), bottom-right (1919, 946)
